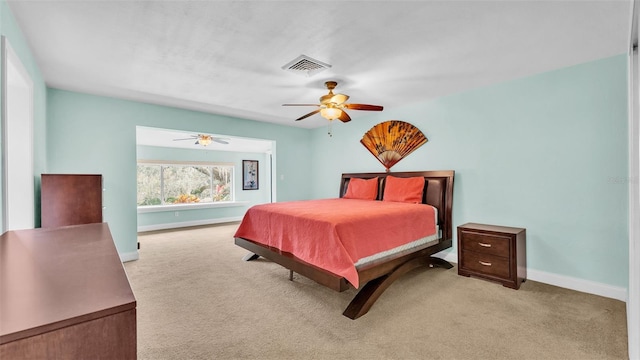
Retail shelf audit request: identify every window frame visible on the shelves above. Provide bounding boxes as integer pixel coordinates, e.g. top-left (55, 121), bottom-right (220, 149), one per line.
top-left (136, 159), bottom-right (235, 209)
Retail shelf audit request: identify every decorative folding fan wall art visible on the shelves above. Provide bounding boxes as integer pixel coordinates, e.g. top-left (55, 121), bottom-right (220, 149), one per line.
top-left (360, 121), bottom-right (427, 172)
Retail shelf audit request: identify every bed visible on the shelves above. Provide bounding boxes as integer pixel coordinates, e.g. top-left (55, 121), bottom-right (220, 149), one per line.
top-left (234, 170), bottom-right (454, 319)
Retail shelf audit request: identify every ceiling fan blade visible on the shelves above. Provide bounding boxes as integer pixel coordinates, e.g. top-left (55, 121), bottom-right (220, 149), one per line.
top-left (330, 93), bottom-right (349, 105)
top-left (295, 109), bottom-right (320, 121)
top-left (338, 111), bottom-right (351, 123)
top-left (213, 138), bottom-right (229, 144)
top-left (173, 137), bottom-right (196, 141)
top-left (283, 104), bottom-right (320, 107)
top-left (344, 103), bottom-right (384, 111)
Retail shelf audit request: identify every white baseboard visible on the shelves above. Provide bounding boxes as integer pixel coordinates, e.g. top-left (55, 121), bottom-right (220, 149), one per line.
top-left (433, 251), bottom-right (628, 303)
top-left (137, 216), bottom-right (242, 233)
top-left (119, 251), bottom-right (139, 263)
top-left (527, 268), bottom-right (628, 302)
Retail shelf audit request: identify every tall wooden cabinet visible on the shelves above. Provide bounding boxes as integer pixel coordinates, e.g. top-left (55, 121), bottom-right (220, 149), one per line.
top-left (41, 174), bottom-right (103, 228)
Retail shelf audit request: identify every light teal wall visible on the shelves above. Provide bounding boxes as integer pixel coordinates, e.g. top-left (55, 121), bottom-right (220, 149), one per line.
top-left (136, 145), bottom-right (270, 228)
top-left (310, 55), bottom-right (629, 288)
top-left (14, 0), bottom-right (623, 287)
top-left (0, 0), bottom-right (47, 230)
top-left (46, 89), bottom-right (312, 256)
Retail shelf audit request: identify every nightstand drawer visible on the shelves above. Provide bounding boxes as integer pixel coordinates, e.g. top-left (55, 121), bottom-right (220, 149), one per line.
top-left (460, 231), bottom-right (511, 258)
top-left (461, 250), bottom-right (510, 279)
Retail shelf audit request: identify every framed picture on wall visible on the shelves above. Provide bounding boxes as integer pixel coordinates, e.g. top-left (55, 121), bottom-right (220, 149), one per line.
top-left (242, 160), bottom-right (259, 190)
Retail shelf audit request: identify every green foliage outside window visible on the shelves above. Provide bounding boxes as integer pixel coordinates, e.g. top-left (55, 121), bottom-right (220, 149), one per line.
top-left (137, 163), bottom-right (233, 206)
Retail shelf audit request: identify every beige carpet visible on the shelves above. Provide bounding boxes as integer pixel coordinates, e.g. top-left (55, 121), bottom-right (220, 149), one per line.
top-left (125, 223), bottom-right (628, 360)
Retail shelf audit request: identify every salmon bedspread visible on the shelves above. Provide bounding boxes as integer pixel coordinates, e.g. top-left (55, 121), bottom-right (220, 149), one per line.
top-left (234, 198), bottom-right (438, 288)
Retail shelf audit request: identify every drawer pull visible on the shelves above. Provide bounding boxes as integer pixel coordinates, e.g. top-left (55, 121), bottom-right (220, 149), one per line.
top-left (479, 261), bottom-right (492, 266)
top-left (478, 242), bottom-right (492, 248)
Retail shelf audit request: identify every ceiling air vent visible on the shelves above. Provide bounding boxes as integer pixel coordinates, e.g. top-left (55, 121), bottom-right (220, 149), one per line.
top-left (282, 55), bottom-right (331, 77)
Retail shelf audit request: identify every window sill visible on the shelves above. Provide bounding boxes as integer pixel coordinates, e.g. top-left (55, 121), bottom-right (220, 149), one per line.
top-left (137, 201), bottom-right (249, 213)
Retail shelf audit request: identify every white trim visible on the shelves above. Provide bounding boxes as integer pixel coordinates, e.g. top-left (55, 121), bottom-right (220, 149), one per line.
top-left (628, 1), bottom-right (640, 357)
top-left (137, 216), bottom-right (242, 232)
top-left (137, 201), bottom-right (249, 213)
top-left (137, 159), bottom-right (234, 167)
top-left (119, 251), bottom-right (139, 262)
top-left (1, 37), bottom-right (35, 232)
top-left (435, 252), bottom-right (627, 302)
top-left (269, 144), bottom-right (277, 203)
top-left (527, 269), bottom-right (628, 303)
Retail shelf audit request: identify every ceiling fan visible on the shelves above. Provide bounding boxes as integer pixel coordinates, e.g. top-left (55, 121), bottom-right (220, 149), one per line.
top-left (173, 134), bottom-right (229, 146)
top-left (283, 81), bottom-right (383, 122)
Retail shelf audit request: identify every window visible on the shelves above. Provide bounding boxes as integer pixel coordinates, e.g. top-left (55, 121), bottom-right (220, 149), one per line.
top-left (137, 162), bottom-right (233, 206)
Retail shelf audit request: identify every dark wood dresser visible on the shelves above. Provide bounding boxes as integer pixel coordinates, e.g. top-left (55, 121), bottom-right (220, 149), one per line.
top-left (41, 174), bottom-right (103, 228)
top-left (0, 223), bottom-right (136, 359)
top-left (457, 223), bottom-right (526, 289)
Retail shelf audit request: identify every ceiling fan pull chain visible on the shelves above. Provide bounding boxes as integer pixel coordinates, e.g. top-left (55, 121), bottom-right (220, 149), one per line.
top-left (328, 121), bottom-right (333, 137)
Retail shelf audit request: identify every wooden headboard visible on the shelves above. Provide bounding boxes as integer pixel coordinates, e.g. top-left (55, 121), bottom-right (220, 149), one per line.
top-left (339, 170), bottom-right (455, 241)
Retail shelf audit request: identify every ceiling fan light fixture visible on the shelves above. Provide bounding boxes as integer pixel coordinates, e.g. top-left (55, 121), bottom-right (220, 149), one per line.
top-left (320, 107), bottom-right (341, 121)
top-left (198, 135), bottom-right (213, 146)
top-left (283, 80), bottom-right (383, 123)
top-left (174, 133), bottom-right (228, 146)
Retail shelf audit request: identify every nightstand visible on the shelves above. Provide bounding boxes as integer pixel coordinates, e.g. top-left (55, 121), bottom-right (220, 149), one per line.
top-left (457, 223), bottom-right (526, 289)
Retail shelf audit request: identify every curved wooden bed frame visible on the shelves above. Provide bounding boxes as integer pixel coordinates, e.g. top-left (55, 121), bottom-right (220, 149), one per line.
top-left (234, 170), bottom-right (455, 319)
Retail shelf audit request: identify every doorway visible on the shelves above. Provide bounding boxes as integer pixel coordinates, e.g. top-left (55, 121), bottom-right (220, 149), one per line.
top-left (1, 37), bottom-right (35, 231)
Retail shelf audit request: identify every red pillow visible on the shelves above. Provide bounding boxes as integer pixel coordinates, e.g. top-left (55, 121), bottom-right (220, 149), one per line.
top-left (343, 177), bottom-right (378, 200)
top-left (383, 176), bottom-right (424, 204)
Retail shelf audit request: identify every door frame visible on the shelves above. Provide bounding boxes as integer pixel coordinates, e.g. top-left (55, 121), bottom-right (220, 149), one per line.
top-left (1, 36), bottom-right (35, 231)
top-left (627, 1), bottom-right (639, 358)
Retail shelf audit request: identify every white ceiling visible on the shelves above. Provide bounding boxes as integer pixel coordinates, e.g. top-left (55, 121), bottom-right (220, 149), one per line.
top-left (7, 0), bottom-right (633, 131)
